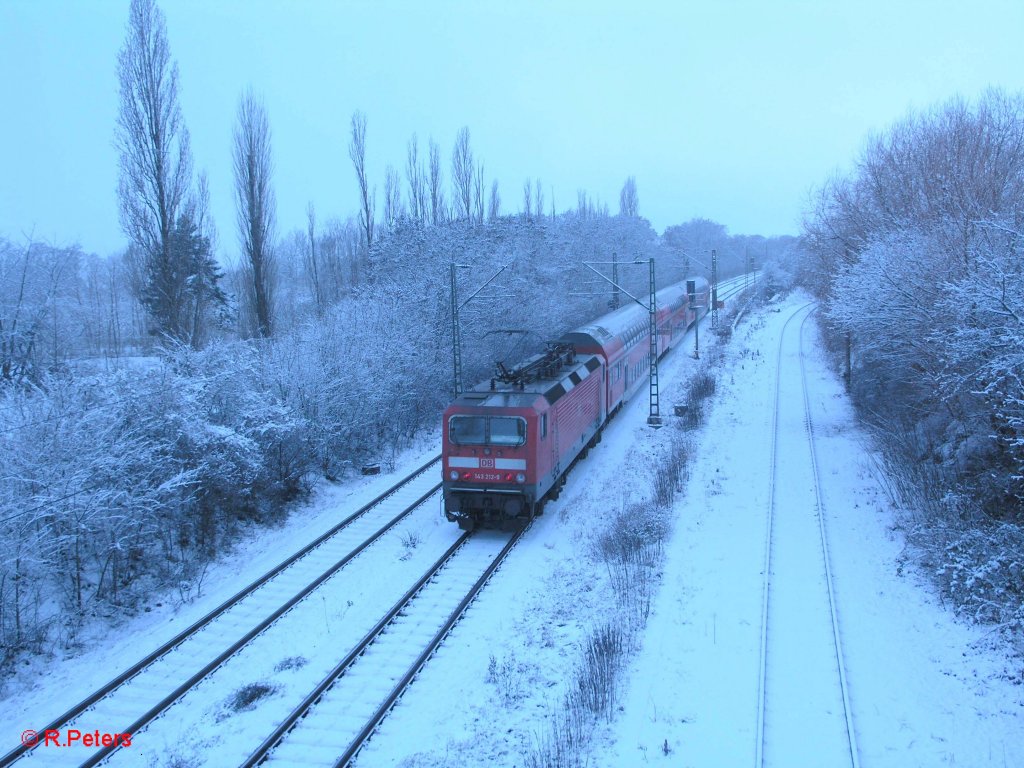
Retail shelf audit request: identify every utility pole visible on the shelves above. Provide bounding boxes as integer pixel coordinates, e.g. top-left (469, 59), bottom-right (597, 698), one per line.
top-left (610, 251), bottom-right (621, 310)
top-left (693, 302), bottom-right (700, 359)
top-left (450, 263), bottom-right (463, 397)
top-left (583, 257), bottom-right (662, 427)
top-left (710, 248), bottom-right (720, 329)
top-left (449, 262), bottom-right (510, 397)
top-left (647, 257), bottom-right (660, 426)
top-left (688, 279), bottom-right (701, 359)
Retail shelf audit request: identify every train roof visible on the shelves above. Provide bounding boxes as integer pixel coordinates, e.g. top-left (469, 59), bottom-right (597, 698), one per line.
top-left (565, 276), bottom-right (709, 344)
top-left (451, 352), bottom-right (602, 410)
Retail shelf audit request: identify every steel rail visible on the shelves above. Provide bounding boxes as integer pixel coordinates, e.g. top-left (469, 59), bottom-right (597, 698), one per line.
top-left (754, 302), bottom-right (813, 768)
top-left (0, 454), bottom-right (439, 768)
top-left (76, 480), bottom-right (442, 768)
top-left (798, 309), bottom-right (860, 768)
top-left (335, 527), bottom-right (526, 767)
top-left (74, 483), bottom-right (438, 765)
top-left (754, 303), bottom-right (857, 768)
top-left (4, 450), bottom-right (442, 768)
top-left (239, 527), bottom-right (524, 767)
top-left (241, 527), bottom-right (469, 766)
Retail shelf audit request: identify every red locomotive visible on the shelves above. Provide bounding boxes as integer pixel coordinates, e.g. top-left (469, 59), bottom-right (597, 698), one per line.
top-left (442, 277), bottom-right (710, 529)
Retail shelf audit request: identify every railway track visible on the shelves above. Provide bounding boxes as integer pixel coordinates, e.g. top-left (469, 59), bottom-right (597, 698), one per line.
top-left (240, 527), bottom-right (526, 768)
top-left (754, 304), bottom-right (858, 768)
top-left (1, 455), bottom-right (442, 768)
top-left (706, 273), bottom-right (756, 326)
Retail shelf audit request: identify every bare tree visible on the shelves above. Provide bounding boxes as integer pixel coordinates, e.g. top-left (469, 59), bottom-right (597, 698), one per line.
top-left (304, 202), bottom-right (323, 314)
top-left (577, 189), bottom-right (590, 219)
top-left (0, 239), bottom-right (74, 383)
top-left (522, 178), bottom-right (533, 220)
top-left (428, 137), bottom-right (445, 225)
top-left (451, 126), bottom-right (474, 221)
top-left (805, 89), bottom-right (1024, 522)
top-left (488, 179), bottom-right (501, 221)
top-left (473, 161), bottom-right (485, 224)
top-left (534, 178), bottom-right (544, 222)
top-left (383, 164), bottom-right (403, 232)
top-left (233, 88), bottom-right (276, 338)
top-left (115, 0), bottom-right (203, 344)
top-left (349, 111), bottom-right (374, 250)
top-left (405, 134), bottom-right (424, 224)
top-left (620, 176), bottom-right (639, 217)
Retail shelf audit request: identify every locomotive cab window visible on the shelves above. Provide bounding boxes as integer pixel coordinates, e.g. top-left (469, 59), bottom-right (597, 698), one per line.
top-left (490, 416), bottom-right (527, 446)
top-left (449, 415), bottom-right (527, 446)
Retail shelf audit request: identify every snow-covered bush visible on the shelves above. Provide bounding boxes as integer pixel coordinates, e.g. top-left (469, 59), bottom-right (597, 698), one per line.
top-left (0, 343), bottom-right (309, 660)
top-left (225, 681), bottom-right (279, 713)
top-left (569, 623), bottom-right (627, 722)
top-left (939, 524), bottom-right (1024, 628)
top-left (485, 651), bottom-right (526, 707)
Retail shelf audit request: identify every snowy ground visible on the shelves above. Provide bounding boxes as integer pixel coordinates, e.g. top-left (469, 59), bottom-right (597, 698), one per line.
top-left (3, 291), bottom-right (1020, 767)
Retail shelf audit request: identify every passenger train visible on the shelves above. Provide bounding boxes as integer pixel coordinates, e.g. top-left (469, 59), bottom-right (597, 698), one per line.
top-left (442, 278), bottom-right (711, 529)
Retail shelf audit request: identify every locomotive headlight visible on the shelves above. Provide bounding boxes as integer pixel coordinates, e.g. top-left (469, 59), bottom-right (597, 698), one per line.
top-left (516, 473), bottom-right (526, 484)
top-left (449, 470), bottom-right (459, 481)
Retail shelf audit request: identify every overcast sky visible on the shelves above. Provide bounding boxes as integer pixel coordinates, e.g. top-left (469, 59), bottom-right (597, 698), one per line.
top-left (2, 0), bottom-right (1023, 258)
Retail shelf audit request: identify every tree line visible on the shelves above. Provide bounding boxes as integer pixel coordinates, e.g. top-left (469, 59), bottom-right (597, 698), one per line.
top-left (802, 88), bottom-right (1024, 633)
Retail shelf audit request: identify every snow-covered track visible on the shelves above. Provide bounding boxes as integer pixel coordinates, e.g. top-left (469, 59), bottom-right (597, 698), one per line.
top-left (240, 527), bottom-right (526, 768)
top-left (797, 309), bottom-right (859, 768)
top-left (754, 304), bottom-right (858, 768)
top-left (0, 455), bottom-right (441, 768)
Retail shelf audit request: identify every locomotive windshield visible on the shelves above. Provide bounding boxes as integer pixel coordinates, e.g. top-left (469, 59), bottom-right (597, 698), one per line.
top-left (449, 415), bottom-right (526, 446)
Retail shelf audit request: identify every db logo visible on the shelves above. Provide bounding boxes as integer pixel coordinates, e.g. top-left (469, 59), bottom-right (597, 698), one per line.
top-left (480, 458), bottom-right (494, 468)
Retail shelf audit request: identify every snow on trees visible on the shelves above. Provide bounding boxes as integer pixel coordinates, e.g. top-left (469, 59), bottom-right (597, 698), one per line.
top-left (348, 111), bottom-right (375, 250)
top-left (804, 89), bottom-right (1024, 631)
top-left (808, 90), bottom-right (1024, 514)
top-left (116, 0), bottom-right (224, 347)
top-left (619, 176), bottom-right (639, 218)
top-left (233, 89), bottom-right (277, 339)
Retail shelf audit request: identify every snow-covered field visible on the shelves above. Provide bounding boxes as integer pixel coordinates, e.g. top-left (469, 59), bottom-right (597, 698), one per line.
top-left (2, 291), bottom-right (1020, 767)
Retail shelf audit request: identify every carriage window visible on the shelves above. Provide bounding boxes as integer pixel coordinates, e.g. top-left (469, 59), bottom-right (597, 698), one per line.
top-left (449, 415), bottom-right (526, 446)
top-left (540, 413), bottom-right (548, 439)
